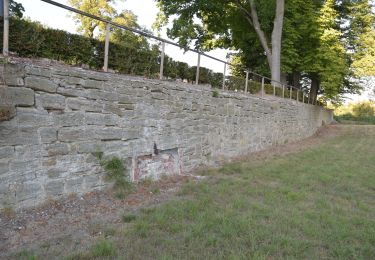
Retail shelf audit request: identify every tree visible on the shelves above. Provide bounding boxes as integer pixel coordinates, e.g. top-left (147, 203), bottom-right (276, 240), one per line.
top-left (68, 0), bottom-right (117, 38)
top-left (9, 0), bottom-right (25, 18)
top-left (347, 0), bottom-right (375, 77)
top-left (155, 0), bottom-right (285, 85)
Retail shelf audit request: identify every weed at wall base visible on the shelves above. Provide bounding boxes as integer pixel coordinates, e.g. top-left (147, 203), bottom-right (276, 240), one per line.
top-left (93, 152), bottom-right (133, 198)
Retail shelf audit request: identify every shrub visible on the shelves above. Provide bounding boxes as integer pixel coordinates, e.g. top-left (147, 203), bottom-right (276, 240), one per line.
top-left (212, 89), bottom-right (219, 98)
top-left (93, 152), bottom-right (133, 197)
top-left (352, 101), bottom-right (375, 117)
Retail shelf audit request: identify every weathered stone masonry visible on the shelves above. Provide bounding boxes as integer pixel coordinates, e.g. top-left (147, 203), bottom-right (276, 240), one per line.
top-left (0, 59), bottom-right (333, 209)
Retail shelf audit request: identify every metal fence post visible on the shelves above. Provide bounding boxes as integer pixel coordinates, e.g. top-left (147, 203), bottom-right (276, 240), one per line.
top-left (303, 92), bottom-right (305, 104)
top-left (195, 53), bottom-right (201, 85)
top-left (222, 63), bottom-right (226, 91)
top-left (261, 77), bottom-right (264, 97)
top-left (297, 90), bottom-right (299, 103)
top-left (159, 41), bottom-right (165, 80)
top-left (103, 23), bottom-right (110, 72)
top-left (273, 83), bottom-right (276, 96)
top-left (282, 85), bottom-right (285, 98)
top-left (290, 87), bottom-right (292, 99)
top-left (3, 0), bottom-right (9, 57)
top-left (245, 71), bottom-right (249, 93)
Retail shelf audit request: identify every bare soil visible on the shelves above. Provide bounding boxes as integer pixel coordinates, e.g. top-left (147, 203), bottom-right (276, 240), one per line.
top-left (0, 125), bottom-right (342, 259)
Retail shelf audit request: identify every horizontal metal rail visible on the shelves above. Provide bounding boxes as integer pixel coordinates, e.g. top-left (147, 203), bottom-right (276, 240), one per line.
top-left (39, 0), bottom-right (314, 100)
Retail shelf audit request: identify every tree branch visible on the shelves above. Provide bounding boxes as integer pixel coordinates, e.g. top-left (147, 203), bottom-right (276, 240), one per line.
top-left (230, 0), bottom-right (253, 26)
top-left (248, 0), bottom-right (272, 63)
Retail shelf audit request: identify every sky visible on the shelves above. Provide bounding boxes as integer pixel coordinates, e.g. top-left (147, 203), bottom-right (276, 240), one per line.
top-left (16, 0), bottom-right (374, 102)
top-left (17, 0), bottom-right (229, 73)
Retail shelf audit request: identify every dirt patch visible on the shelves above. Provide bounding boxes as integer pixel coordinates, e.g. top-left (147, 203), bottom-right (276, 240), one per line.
top-left (0, 125), bottom-right (343, 259)
top-left (0, 175), bottom-right (193, 259)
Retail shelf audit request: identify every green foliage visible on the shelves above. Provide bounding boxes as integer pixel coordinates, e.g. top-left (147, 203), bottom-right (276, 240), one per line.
top-left (248, 81), bottom-right (262, 94)
top-left (68, 0), bottom-right (117, 38)
top-left (334, 101), bottom-right (375, 124)
top-left (93, 151), bottom-right (132, 197)
top-left (156, 0), bottom-right (373, 102)
top-left (103, 157), bottom-right (132, 195)
top-left (1, 17), bottom-right (225, 87)
top-left (343, 0), bottom-right (375, 77)
top-left (10, 0), bottom-right (25, 18)
top-left (352, 102), bottom-right (375, 117)
top-left (212, 89), bottom-right (219, 98)
top-left (335, 101), bottom-right (375, 117)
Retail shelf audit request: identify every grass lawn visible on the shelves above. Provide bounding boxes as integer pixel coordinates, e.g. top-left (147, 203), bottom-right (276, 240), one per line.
top-left (46, 126), bottom-right (375, 259)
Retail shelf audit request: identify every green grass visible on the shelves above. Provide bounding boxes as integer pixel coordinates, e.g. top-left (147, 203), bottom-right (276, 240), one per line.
top-left (122, 213), bottom-right (137, 223)
top-left (67, 240), bottom-right (116, 260)
top-left (71, 126), bottom-right (375, 259)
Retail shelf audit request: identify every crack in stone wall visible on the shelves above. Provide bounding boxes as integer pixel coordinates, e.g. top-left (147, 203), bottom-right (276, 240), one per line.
top-left (0, 60), bottom-right (333, 209)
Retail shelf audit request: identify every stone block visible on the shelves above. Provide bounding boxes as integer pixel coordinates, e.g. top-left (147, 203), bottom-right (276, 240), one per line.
top-left (0, 146), bottom-right (14, 159)
top-left (73, 141), bottom-right (101, 154)
top-left (0, 125), bottom-right (39, 146)
top-left (66, 97), bottom-right (103, 112)
top-left (6, 87), bottom-right (35, 106)
top-left (15, 182), bottom-right (43, 203)
top-left (84, 174), bottom-right (102, 190)
top-left (85, 113), bottom-right (118, 126)
top-left (39, 127), bottom-right (58, 143)
top-left (93, 127), bottom-right (124, 141)
top-left (118, 95), bottom-right (134, 104)
top-left (25, 65), bottom-right (52, 78)
top-left (43, 143), bottom-right (70, 156)
top-left (54, 112), bottom-right (85, 127)
top-left (65, 177), bottom-right (84, 193)
top-left (44, 180), bottom-right (64, 196)
top-left (103, 103), bottom-right (123, 116)
top-left (87, 89), bottom-right (118, 101)
top-left (45, 167), bottom-right (65, 179)
top-left (36, 93), bottom-right (65, 110)
top-left (15, 145), bottom-right (42, 160)
top-left (9, 160), bottom-right (40, 178)
top-left (57, 86), bottom-right (88, 98)
top-left (4, 63), bottom-right (25, 86)
top-left (84, 79), bottom-right (103, 89)
top-left (122, 129), bottom-right (140, 141)
top-left (0, 162), bottom-right (9, 175)
top-left (58, 127), bottom-right (88, 142)
top-left (0, 103), bottom-right (16, 120)
top-left (25, 76), bottom-right (58, 93)
top-left (16, 107), bottom-right (53, 127)
top-left (42, 157), bottom-right (56, 167)
top-left (118, 103), bottom-right (135, 110)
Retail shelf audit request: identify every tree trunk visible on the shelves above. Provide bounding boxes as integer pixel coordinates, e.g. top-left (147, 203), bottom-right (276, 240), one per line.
top-left (292, 71), bottom-right (301, 88)
top-left (309, 75), bottom-right (319, 104)
top-left (270, 0), bottom-right (284, 86)
top-left (280, 73), bottom-right (288, 85)
top-left (248, 0), bottom-right (284, 85)
top-left (240, 0), bottom-right (284, 85)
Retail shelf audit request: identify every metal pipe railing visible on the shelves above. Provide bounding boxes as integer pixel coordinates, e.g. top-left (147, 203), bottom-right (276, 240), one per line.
top-left (34, 0), bottom-right (317, 105)
top-left (2, 0), bottom-right (9, 57)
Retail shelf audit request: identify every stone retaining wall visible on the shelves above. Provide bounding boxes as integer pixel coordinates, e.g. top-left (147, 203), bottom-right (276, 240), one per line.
top-left (0, 59), bottom-right (333, 209)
